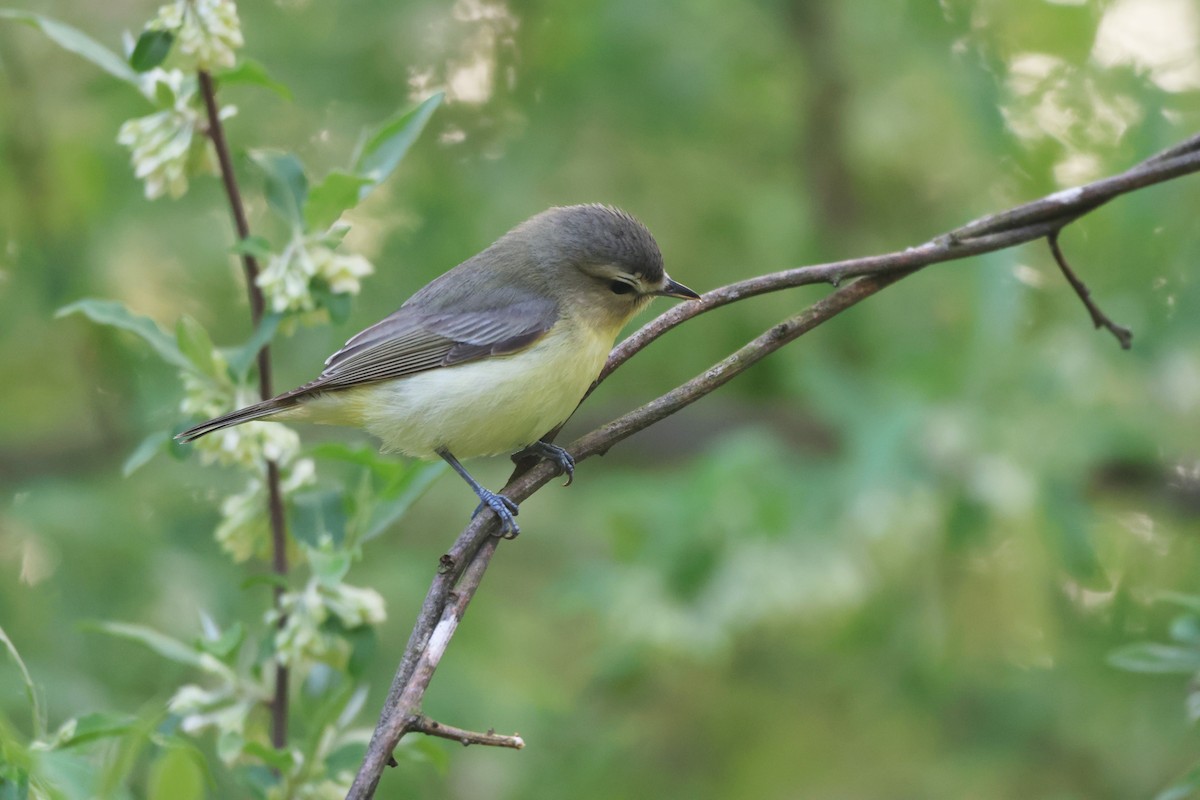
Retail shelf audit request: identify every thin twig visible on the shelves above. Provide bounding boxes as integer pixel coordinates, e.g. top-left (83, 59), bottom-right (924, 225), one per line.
top-left (1047, 231), bottom-right (1133, 349)
top-left (348, 134), bottom-right (1200, 798)
top-left (406, 715), bottom-right (525, 749)
top-left (599, 148), bottom-right (1200, 389)
top-left (197, 69), bottom-right (290, 751)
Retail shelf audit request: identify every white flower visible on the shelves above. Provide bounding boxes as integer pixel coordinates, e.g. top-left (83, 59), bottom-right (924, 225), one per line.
top-left (195, 419), bottom-right (301, 471)
top-left (283, 458), bottom-right (317, 492)
top-left (312, 248), bottom-right (374, 296)
top-left (325, 583), bottom-right (386, 628)
top-left (168, 681), bottom-right (263, 763)
top-left (182, 365), bottom-right (305, 470)
top-left (257, 245), bottom-right (314, 313)
top-left (212, 456), bottom-right (313, 562)
top-left (272, 580), bottom-right (333, 666)
top-left (117, 69), bottom-right (233, 200)
top-left (257, 233), bottom-right (374, 314)
top-left (150, 0), bottom-right (243, 71)
top-left (270, 576), bottom-right (386, 667)
top-left (179, 352), bottom-right (234, 419)
top-left (168, 683), bottom-right (229, 715)
top-left (215, 480), bottom-right (268, 562)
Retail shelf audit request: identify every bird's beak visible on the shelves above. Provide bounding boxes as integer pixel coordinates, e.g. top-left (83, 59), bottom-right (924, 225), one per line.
top-left (654, 275), bottom-right (701, 300)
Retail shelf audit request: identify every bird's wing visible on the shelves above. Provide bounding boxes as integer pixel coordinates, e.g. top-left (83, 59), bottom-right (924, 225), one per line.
top-left (303, 294), bottom-right (559, 392)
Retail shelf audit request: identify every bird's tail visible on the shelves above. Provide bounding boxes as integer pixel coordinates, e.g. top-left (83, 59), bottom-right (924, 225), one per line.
top-left (175, 396), bottom-right (297, 442)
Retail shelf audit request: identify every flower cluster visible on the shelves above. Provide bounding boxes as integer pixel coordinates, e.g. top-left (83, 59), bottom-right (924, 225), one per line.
top-left (215, 457), bottom-right (314, 562)
top-left (271, 575), bottom-right (387, 667)
top-left (117, 70), bottom-right (232, 200)
top-left (169, 684), bottom-right (258, 758)
top-left (257, 232), bottom-right (374, 314)
top-left (178, 353), bottom-right (301, 471)
top-left (149, 0), bottom-right (243, 71)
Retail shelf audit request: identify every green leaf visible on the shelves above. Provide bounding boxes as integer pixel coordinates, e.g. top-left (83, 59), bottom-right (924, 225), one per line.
top-left (311, 280), bottom-right (353, 324)
top-left (310, 441), bottom-right (407, 479)
top-left (0, 624), bottom-right (43, 740)
top-left (215, 58), bottom-right (292, 100)
top-left (176, 316), bottom-right (219, 378)
top-left (363, 462), bottom-right (445, 542)
top-left (291, 490), bottom-right (347, 549)
top-left (1108, 642), bottom-right (1200, 674)
top-left (295, 677), bottom-right (356, 756)
top-left (352, 92), bottom-right (443, 200)
top-left (305, 170), bottom-right (373, 231)
top-left (249, 150), bottom-right (308, 230)
top-left (308, 546), bottom-right (351, 585)
top-left (240, 573), bottom-right (289, 592)
top-left (338, 682), bottom-right (369, 728)
top-left (232, 235), bottom-right (273, 260)
top-left (123, 431), bottom-right (170, 477)
top-left (240, 741), bottom-right (294, 773)
top-left (319, 223), bottom-right (351, 249)
top-left (223, 312), bottom-right (282, 380)
top-left (344, 626), bottom-right (376, 679)
top-left (95, 706), bottom-right (161, 795)
top-left (130, 29), bottom-right (173, 72)
top-left (147, 745), bottom-right (204, 800)
top-left (395, 736), bottom-right (450, 774)
top-left (57, 299), bottom-right (191, 372)
top-left (0, 761), bottom-right (31, 798)
top-left (197, 621), bottom-right (244, 661)
top-left (90, 621), bottom-right (207, 670)
top-left (54, 712), bottom-right (139, 749)
top-left (0, 10), bottom-right (139, 84)
top-left (238, 764), bottom-right (280, 797)
top-left (216, 729), bottom-right (245, 765)
top-left (325, 742), bottom-right (368, 776)
top-left (309, 443), bottom-right (445, 541)
top-left (152, 75), bottom-right (176, 107)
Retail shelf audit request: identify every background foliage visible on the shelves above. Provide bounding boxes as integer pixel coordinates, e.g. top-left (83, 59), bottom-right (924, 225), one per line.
top-left (3, 0), bottom-right (1200, 798)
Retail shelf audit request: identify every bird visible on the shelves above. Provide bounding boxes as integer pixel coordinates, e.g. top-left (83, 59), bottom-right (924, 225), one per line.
top-left (177, 204), bottom-right (700, 535)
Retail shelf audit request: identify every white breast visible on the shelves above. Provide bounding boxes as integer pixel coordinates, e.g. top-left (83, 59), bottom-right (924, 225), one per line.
top-left (304, 321), bottom-right (614, 459)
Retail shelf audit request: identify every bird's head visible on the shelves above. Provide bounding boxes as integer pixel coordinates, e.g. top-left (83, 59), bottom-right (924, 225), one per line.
top-left (519, 204), bottom-right (699, 328)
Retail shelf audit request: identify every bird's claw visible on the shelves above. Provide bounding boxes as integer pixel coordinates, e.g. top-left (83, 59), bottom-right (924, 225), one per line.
top-left (472, 489), bottom-right (521, 538)
top-left (516, 441), bottom-right (576, 486)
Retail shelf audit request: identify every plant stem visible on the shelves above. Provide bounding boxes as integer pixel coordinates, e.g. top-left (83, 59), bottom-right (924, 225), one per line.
top-left (198, 69), bottom-right (290, 751)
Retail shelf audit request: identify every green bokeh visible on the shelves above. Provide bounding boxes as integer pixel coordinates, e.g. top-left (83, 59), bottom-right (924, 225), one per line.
top-left (3, 1), bottom-right (1200, 798)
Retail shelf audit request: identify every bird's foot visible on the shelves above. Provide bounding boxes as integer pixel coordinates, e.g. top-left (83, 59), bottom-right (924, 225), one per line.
top-left (472, 489), bottom-right (521, 538)
top-left (514, 440), bottom-right (576, 486)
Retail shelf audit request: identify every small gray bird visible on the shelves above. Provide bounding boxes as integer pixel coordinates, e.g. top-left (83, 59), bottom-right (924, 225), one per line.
top-left (177, 205), bottom-right (699, 535)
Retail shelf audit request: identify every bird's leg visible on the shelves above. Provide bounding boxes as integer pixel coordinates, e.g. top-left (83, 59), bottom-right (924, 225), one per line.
top-left (513, 440), bottom-right (576, 486)
top-left (436, 447), bottom-right (520, 538)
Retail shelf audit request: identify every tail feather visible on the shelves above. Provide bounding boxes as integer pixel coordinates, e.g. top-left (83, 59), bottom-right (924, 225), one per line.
top-left (176, 397), bottom-right (295, 442)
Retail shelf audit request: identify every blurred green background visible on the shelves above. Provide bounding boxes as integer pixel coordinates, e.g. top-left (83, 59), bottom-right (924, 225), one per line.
top-left (4, 0), bottom-right (1200, 797)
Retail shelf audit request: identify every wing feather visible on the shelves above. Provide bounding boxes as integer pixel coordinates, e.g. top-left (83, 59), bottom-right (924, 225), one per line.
top-left (302, 293), bottom-right (559, 393)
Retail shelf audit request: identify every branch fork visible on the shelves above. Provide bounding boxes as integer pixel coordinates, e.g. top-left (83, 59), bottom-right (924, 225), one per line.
top-left (339, 132), bottom-right (1200, 798)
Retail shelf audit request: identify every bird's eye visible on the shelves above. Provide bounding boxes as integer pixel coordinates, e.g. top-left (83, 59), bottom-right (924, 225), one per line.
top-left (609, 280), bottom-right (635, 295)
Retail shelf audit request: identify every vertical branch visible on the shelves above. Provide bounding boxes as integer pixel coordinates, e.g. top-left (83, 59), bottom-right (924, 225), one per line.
top-left (198, 69), bottom-right (290, 750)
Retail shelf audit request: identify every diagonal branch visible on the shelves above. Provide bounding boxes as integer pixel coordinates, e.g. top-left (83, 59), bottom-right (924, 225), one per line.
top-left (347, 133), bottom-right (1200, 799)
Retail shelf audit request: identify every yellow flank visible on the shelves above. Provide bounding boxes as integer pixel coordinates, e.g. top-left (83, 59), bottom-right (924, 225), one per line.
top-left (294, 317), bottom-right (618, 459)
